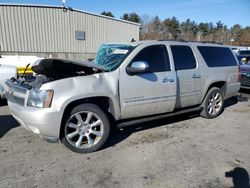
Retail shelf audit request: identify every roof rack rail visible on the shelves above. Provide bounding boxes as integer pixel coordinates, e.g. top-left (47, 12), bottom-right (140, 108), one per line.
top-left (194, 41), bottom-right (224, 45)
top-left (157, 39), bottom-right (223, 45)
top-left (158, 39), bottom-right (187, 42)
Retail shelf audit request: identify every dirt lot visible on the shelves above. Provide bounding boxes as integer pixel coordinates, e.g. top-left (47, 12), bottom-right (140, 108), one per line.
top-left (0, 91), bottom-right (249, 188)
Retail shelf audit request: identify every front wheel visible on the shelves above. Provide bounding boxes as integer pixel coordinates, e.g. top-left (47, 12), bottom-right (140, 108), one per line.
top-left (200, 87), bottom-right (224, 119)
top-left (62, 103), bottom-right (110, 153)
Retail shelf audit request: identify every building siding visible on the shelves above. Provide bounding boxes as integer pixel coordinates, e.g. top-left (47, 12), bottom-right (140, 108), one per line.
top-left (0, 5), bottom-right (140, 59)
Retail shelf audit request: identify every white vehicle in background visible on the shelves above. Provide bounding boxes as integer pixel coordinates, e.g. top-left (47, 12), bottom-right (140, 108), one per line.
top-left (0, 64), bottom-right (17, 100)
top-left (0, 55), bottom-right (42, 74)
top-left (0, 55), bottom-right (42, 100)
top-left (230, 46), bottom-right (248, 54)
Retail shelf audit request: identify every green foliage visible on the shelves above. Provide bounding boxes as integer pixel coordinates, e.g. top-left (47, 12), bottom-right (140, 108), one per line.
top-left (101, 11), bottom-right (114, 18)
top-left (121, 12), bottom-right (141, 23)
top-left (198, 23), bottom-right (209, 36)
top-left (163, 17), bottom-right (181, 39)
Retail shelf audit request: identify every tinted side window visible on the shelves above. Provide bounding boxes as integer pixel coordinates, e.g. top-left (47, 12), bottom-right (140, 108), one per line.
top-left (132, 45), bottom-right (170, 72)
top-left (171, 45), bottom-right (196, 70)
top-left (198, 46), bottom-right (238, 67)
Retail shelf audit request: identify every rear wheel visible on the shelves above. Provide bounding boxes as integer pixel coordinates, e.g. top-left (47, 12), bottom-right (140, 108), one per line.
top-left (62, 103), bottom-right (110, 153)
top-left (200, 87), bottom-right (224, 118)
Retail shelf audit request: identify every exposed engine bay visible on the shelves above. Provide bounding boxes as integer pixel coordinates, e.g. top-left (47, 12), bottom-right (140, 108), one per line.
top-left (11, 58), bottom-right (105, 90)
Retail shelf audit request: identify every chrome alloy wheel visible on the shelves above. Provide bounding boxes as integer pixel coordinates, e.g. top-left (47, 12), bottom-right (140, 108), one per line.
top-left (207, 92), bottom-right (223, 115)
top-left (65, 111), bottom-right (104, 149)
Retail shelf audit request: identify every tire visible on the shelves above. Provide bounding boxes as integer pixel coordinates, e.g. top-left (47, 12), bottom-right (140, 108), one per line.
top-left (200, 87), bottom-right (224, 119)
top-left (62, 103), bottom-right (110, 153)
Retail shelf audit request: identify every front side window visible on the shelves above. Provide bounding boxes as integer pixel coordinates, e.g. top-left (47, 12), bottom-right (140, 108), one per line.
top-left (95, 44), bottom-right (134, 71)
top-left (132, 45), bottom-right (170, 72)
top-left (171, 45), bottom-right (196, 70)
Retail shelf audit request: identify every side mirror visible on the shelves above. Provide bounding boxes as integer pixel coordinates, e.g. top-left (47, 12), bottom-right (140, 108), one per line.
top-left (127, 61), bottom-right (149, 75)
top-left (241, 58), bottom-right (247, 64)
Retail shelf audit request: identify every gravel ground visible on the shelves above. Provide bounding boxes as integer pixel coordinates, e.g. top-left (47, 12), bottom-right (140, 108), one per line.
top-left (0, 91), bottom-right (249, 188)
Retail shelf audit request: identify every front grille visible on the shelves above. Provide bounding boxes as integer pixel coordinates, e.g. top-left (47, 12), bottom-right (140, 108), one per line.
top-left (241, 73), bottom-right (250, 86)
top-left (5, 79), bottom-right (27, 106)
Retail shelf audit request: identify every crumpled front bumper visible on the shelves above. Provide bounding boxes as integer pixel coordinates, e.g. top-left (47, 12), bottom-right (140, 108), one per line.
top-left (8, 101), bottom-right (62, 143)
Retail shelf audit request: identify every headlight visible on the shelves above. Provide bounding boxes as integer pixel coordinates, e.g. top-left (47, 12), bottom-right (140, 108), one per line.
top-left (27, 89), bottom-right (54, 108)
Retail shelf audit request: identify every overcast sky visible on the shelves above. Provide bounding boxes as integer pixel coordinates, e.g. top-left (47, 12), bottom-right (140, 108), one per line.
top-left (0, 0), bottom-right (249, 27)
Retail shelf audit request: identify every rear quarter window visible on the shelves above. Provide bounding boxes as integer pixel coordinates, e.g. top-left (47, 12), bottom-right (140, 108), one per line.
top-left (197, 46), bottom-right (237, 67)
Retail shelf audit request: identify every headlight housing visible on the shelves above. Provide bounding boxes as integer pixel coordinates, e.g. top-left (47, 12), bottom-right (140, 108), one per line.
top-left (27, 89), bottom-right (54, 108)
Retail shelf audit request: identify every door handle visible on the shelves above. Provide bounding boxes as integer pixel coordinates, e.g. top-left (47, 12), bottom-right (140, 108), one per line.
top-left (192, 74), bottom-right (201, 79)
top-left (162, 77), bottom-right (175, 83)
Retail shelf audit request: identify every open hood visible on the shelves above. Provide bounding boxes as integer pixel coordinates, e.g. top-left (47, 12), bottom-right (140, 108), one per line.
top-left (6, 58), bottom-right (106, 90)
top-left (32, 58), bottom-right (106, 75)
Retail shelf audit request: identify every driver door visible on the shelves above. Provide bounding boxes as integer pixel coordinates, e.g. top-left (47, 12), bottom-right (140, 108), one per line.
top-left (119, 45), bottom-right (177, 119)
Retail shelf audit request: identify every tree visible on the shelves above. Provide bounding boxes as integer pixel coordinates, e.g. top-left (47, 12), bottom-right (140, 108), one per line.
top-left (121, 12), bottom-right (141, 23)
top-left (216, 21), bottom-right (224, 30)
top-left (140, 16), bottom-right (162, 40)
top-left (239, 27), bottom-right (250, 46)
top-left (122, 13), bottom-right (129, 21)
top-left (230, 24), bottom-right (242, 43)
top-left (101, 11), bottom-right (114, 17)
top-left (180, 19), bottom-right (198, 40)
top-left (151, 16), bottom-right (161, 32)
top-left (189, 21), bottom-right (198, 38)
top-left (207, 22), bottom-right (214, 34)
top-left (206, 22), bottom-right (215, 41)
top-left (163, 17), bottom-right (181, 39)
top-left (198, 23), bottom-right (209, 36)
top-left (213, 21), bottom-right (226, 43)
top-left (180, 19), bottom-right (191, 33)
top-left (140, 14), bottom-right (153, 40)
top-left (138, 14), bottom-right (250, 46)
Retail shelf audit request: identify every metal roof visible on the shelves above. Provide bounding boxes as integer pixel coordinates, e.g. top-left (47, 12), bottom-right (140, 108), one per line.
top-left (0, 3), bottom-right (141, 26)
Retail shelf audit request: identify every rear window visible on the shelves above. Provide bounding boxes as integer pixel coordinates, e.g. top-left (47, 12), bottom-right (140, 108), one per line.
top-left (198, 46), bottom-right (237, 67)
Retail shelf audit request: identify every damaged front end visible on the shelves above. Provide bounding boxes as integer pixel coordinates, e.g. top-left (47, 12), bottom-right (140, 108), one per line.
top-left (27, 58), bottom-right (105, 88)
top-left (5, 58), bottom-right (106, 107)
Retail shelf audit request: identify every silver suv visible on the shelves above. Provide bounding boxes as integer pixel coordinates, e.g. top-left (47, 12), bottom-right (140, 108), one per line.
top-left (5, 41), bottom-right (241, 153)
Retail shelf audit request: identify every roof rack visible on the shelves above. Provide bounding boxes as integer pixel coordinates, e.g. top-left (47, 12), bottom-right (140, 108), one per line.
top-left (193, 41), bottom-right (224, 45)
top-left (158, 39), bottom-right (187, 42)
top-left (158, 39), bottom-right (223, 45)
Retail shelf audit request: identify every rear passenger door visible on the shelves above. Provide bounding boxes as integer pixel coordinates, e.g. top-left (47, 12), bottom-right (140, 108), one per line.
top-left (170, 45), bottom-right (202, 108)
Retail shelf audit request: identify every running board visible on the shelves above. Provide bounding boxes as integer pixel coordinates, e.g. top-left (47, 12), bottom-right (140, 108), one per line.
top-left (116, 106), bottom-right (203, 129)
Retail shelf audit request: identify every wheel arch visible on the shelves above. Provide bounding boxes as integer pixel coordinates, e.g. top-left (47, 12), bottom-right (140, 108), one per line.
top-left (202, 81), bottom-right (227, 104)
top-left (59, 96), bottom-right (116, 140)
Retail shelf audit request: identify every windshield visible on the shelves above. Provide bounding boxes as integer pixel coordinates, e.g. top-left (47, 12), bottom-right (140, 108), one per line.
top-left (94, 44), bottom-right (134, 71)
